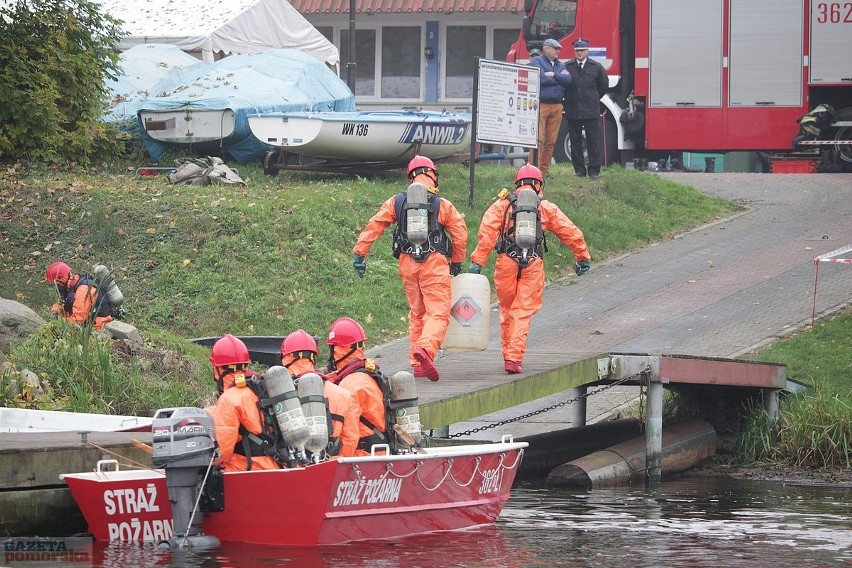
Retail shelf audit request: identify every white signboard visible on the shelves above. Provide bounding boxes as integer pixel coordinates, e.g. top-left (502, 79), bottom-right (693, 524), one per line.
top-left (475, 59), bottom-right (540, 148)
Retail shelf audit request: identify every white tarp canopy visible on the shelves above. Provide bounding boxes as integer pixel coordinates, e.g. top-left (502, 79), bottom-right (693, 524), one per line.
top-left (96, 0), bottom-right (339, 67)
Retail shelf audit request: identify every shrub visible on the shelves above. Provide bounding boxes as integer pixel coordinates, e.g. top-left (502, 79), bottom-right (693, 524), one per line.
top-left (0, 0), bottom-right (125, 163)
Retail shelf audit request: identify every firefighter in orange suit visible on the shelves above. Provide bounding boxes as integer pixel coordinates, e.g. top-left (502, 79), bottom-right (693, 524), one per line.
top-left (325, 317), bottom-right (387, 456)
top-left (280, 329), bottom-right (360, 458)
top-left (352, 156), bottom-right (468, 382)
top-left (45, 261), bottom-right (113, 329)
top-left (468, 164), bottom-right (591, 374)
top-left (206, 334), bottom-right (280, 472)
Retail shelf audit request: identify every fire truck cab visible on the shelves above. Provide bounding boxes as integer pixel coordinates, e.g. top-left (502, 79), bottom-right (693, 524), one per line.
top-left (508, 0), bottom-right (852, 170)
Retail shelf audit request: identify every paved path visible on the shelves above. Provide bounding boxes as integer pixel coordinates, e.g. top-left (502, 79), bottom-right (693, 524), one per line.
top-left (366, 173), bottom-right (852, 440)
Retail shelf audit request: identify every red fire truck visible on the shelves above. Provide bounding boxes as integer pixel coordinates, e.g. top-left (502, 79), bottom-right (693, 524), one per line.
top-left (507, 0), bottom-right (852, 170)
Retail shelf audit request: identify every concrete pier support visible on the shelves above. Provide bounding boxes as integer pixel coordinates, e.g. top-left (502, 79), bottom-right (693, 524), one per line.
top-left (570, 386), bottom-right (587, 427)
top-left (763, 389), bottom-right (779, 423)
top-left (646, 379), bottom-right (663, 486)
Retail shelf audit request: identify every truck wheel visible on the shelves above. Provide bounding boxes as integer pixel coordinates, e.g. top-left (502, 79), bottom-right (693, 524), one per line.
top-left (553, 115), bottom-right (620, 165)
top-left (554, 120), bottom-right (571, 163)
top-left (603, 113), bottom-right (619, 166)
top-left (833, 107), bottom-right (852, 170)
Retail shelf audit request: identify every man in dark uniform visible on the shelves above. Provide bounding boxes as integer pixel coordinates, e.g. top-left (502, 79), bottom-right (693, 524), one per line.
top-left (563, 39), bottom-right (609, 178)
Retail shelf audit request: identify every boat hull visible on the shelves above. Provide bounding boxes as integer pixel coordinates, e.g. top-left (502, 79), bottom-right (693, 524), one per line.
top-left (248, 110), bottom-right (472, 162)
top-left (62, 441), bottom-right (526, 546)
top-left (0, 408), bottom-right (152, 433)
top-left (140, 108), bottom-right (237, 145)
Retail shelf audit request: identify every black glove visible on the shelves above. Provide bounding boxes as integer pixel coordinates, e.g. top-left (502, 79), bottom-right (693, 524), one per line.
top-left (468, 263), bottom-right (482, 274)
top-left (352, 254), bottom-right (366, 278)
top-left (574, 260), bottom-right (591, 276)
top-left (450, 262), bottom-right (462, 276)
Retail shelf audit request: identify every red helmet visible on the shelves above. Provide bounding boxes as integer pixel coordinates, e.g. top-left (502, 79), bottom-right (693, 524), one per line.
top-left (281, 329), bottom-right (318, 358)
top-left (210, 334), bottom-right (250, 367)
top-left (407, 155), bottom-right (437, 181)
top-left (46, 261), bottom-right (72, 283)
top-left (327, 317), bottom-right (366, 347)
top-left (515, 164), bottom-right (544, 187)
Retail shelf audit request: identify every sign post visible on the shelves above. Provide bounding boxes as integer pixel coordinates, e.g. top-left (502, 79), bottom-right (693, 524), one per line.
top-left (469, 58), bottom-right (540, 207)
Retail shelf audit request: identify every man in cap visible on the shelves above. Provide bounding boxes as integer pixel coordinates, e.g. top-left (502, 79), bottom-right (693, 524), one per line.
top-left (529, 38), bottom-right (572, 175)
top-left (564, 38), bottom-right (609, 179)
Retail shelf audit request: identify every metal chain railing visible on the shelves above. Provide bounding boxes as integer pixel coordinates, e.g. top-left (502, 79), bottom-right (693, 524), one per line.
top-left (443, 366), bottom-right (651, 438)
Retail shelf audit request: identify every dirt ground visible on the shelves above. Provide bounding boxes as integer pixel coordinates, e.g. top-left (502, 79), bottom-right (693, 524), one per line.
top-left (683, 436), bottom-right (852, 488)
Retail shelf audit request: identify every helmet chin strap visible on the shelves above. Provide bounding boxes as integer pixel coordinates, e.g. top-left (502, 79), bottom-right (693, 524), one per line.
top-left (327, 346), bottom-right (356, 372)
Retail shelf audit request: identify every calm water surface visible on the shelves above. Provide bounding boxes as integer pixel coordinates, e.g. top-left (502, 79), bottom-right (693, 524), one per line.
top-left (90, 477), bottom-right (852, 567)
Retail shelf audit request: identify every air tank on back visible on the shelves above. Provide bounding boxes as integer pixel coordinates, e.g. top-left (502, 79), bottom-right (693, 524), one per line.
top-left (92, 264), bottom-right (125, 313)
top-left (262, 365), bottom-right (310, 463)
top-left (405, 182), bottom-right (430, 252)
top-left (296, 372), bottom-right (329, 460)
top-left (514, 188), bottom-right (539, 253)
top-left (389, 370), bottom-right (421, 449)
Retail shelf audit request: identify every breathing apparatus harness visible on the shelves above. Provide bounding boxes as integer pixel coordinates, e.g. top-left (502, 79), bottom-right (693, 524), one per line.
top-left (392, 190), bottom-right (451, 263)
top-left (496, 188), bottom-right (548, 271)
top-left (330, 357), bottom-right (396, 452)
top-left (55, 273), bottom-right (113, 322)
top-left (214, 369), bottom-right (286, 470)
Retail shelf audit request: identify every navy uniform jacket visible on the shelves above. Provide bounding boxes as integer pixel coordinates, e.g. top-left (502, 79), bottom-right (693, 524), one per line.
top-left (563, 57), bottom-right (608, 120)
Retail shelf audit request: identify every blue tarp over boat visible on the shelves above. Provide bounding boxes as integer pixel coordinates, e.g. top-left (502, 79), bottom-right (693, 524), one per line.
top-left (126, 49), bottom-right (355, 163)
top-left (102, 44), bottom-right (203, 133)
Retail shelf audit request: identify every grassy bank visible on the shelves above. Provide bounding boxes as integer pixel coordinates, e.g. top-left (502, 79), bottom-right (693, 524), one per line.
top-left (736, 306), bottom-right (852, 469)
top-left (1, 161), bottom-right (737, 342)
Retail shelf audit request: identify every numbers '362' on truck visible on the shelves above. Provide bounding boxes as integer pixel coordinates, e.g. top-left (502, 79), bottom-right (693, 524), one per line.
top-left (508, 0), bottom-right (852, 170)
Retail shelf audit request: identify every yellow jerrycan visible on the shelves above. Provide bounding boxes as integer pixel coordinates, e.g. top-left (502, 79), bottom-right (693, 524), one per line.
top-left (442, 273), bottom-right (490, 351)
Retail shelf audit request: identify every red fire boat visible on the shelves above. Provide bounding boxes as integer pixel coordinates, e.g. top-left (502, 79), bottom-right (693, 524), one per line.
top-left (61, 439), bottom-right (526, 546)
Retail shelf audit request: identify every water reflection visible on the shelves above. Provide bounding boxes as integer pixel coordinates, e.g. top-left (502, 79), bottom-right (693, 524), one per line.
top-left (88, 477), bottom-right (852, 567)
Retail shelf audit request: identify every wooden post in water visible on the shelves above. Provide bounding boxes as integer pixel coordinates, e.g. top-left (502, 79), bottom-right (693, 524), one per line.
top-left (570, 386), bottom-right (587, 427)
top-left (646, 377), bottom-right (663, 486)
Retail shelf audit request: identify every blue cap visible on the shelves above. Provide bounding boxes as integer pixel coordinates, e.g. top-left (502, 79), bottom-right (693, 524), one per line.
top-left (573, 39), bottom-right (589, 49)
top-left (543, 38), bottom-right (562, 50)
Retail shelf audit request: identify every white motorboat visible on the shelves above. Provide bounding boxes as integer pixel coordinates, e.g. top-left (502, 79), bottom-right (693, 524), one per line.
top-left (0, 407), bottom-right (151, 433)
top-left (248, 109), bottom-right (472, 174)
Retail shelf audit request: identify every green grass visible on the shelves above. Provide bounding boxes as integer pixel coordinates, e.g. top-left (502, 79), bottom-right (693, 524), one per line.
top-left (1, 161), bottom-right (739, 343)
top-left (0, 159), bottom-right (737, 416)
top-left (735, 307), bottom-right (852, 469)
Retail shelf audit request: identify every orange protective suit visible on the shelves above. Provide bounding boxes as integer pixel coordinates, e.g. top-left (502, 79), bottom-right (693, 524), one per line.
top-left (353, 174), bottom-right (468, 367)
top-left (328, 347), bottom-right (386, 457)
top-left (283, 356), bottom-right (360, 458)
top-left (50, 274), bottom-right (113, 329)
top-left (206, 370), bottom-right (280, 472)
top-left (470, 186), bottom-right (590, 363)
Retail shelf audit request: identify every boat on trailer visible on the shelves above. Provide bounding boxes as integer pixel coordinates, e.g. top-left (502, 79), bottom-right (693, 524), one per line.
top-left (247, 109), bottom-right (472, 175)
top-left (61, 406), bottom-right (526, 546)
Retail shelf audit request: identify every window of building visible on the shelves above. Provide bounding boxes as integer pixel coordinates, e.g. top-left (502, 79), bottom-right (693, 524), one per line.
top-left (445, 26), bottom-right (486, 99)
top-left (315, 26), bottom-right (333, 43)
top-left (381, 26), bottom-right (421, 99)
top-left (494, 29), bottom-right (520, 62)
top-left (341, 29), bottom-right (377, 97)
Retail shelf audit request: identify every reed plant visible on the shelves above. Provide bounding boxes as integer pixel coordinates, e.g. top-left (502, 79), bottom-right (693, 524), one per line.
top-left (735, 307), bottom-right (852, 468)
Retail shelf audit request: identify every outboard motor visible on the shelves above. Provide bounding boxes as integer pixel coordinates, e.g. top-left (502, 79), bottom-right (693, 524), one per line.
top-left (514, 188), bottom-right (539, 263)
top-left (151, 407), bottom-right (220, 550)
top-left (389, 371), bottom-right (422, 452)
top-left (296, 372), bottom-right (329, 462)
top-left (405, 182), bottom-right (430, 255)
top-left (262, 366), bottom-right (311, 465)
top-left (92, 264), bottom-right (125, 318)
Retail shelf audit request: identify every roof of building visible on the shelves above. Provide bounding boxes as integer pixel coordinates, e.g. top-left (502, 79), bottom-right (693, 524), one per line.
top-left (290, 0), bottom-right (524, 14)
